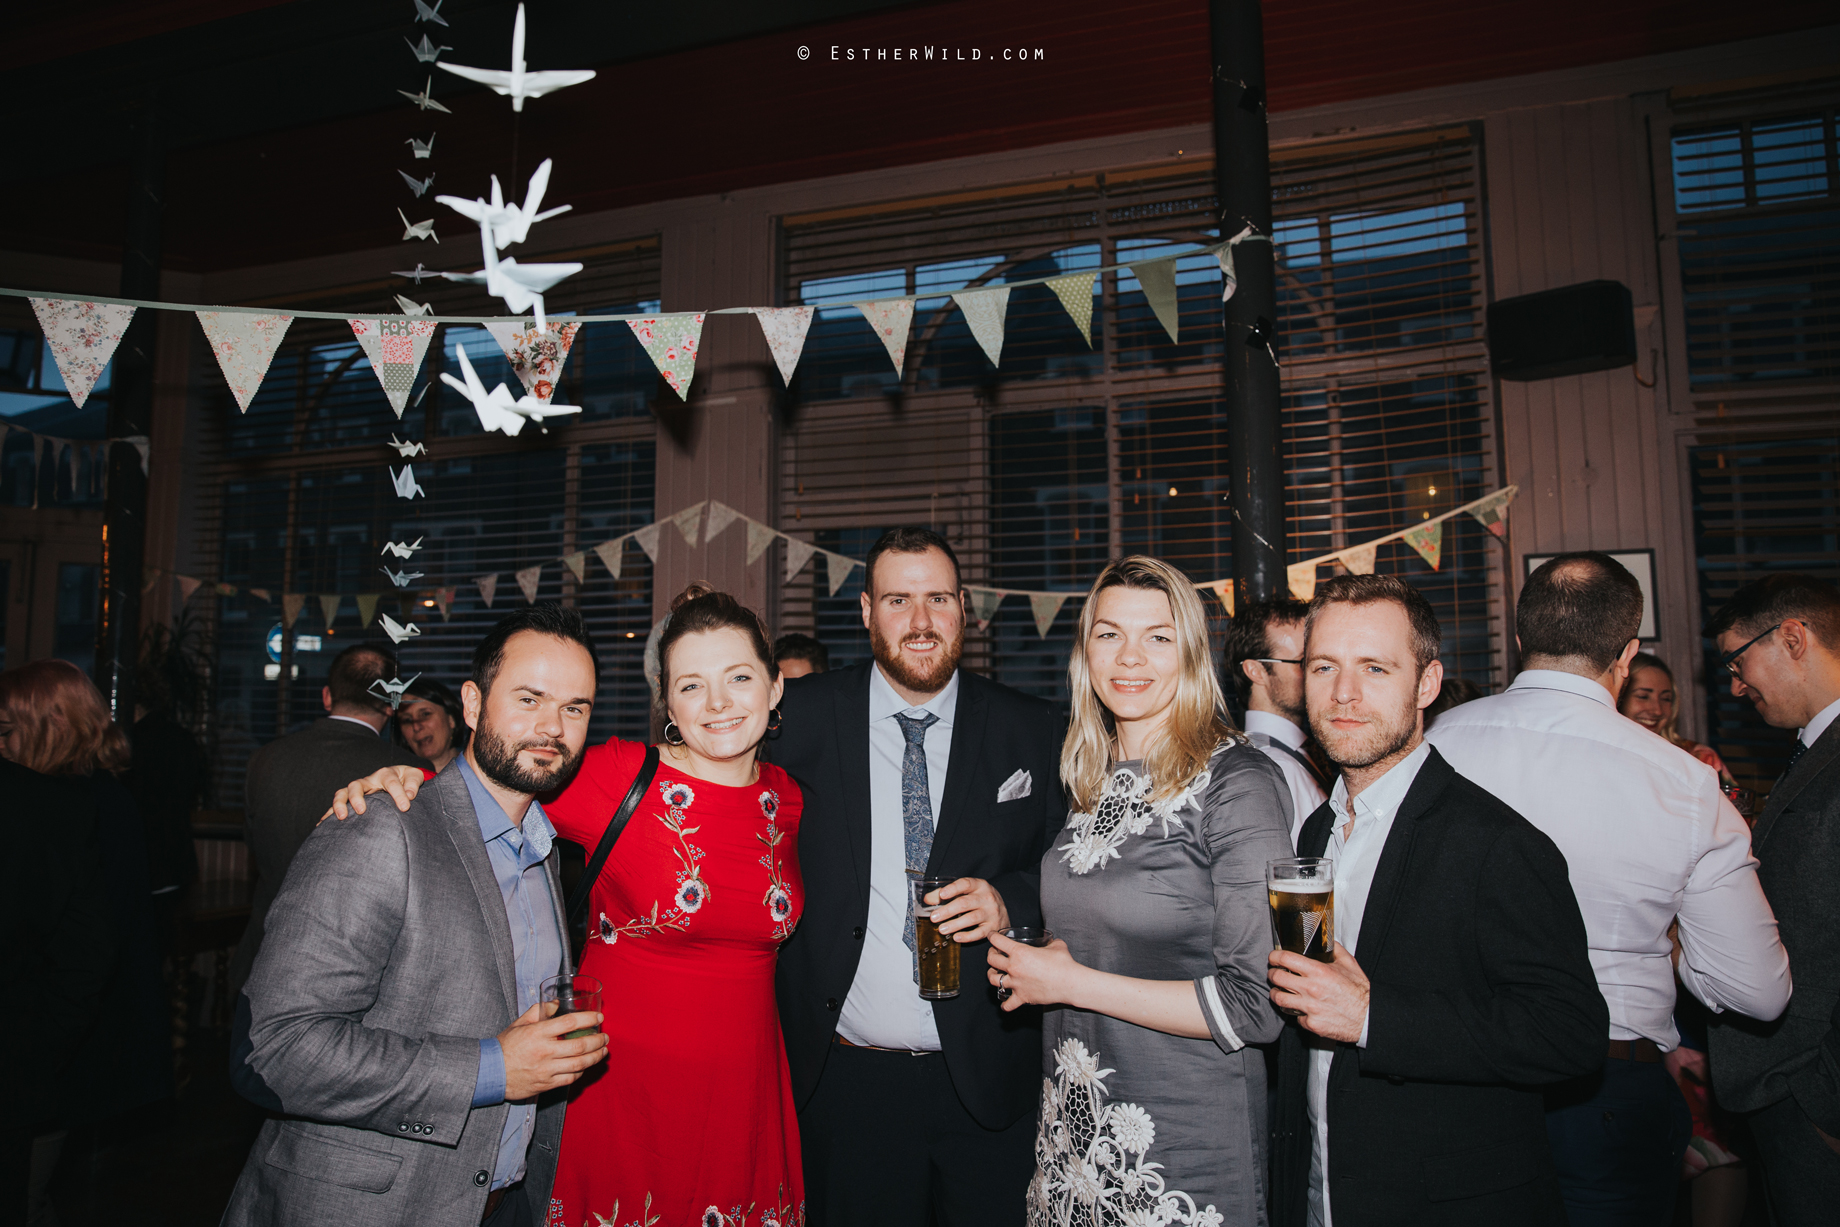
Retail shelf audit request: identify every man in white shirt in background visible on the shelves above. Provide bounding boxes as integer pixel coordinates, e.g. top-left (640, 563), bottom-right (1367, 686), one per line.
top-left (1227, 599), bottom-right (1328, 843)
top-left (1429, 551), bottom-right (1791, 1227)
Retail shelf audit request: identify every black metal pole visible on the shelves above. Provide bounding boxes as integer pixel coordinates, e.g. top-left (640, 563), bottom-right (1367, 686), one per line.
top-left (96, 105), bottom-right (164, 721)
top-left (1210, 0), bottom-right (1286, 604)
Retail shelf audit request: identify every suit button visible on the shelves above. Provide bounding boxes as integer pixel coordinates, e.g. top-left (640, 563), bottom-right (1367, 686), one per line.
top-left (825, 997), bottom-right (840, 1012)
top-left (399, 1123), bottom-right (409, 1133)
top-left (474, 1170), bottom-right (489, 1187)
top-left (851, 926), bottom-right (864, 940)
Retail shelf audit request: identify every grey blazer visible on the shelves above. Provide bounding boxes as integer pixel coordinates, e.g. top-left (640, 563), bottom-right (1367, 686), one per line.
top-left (222, 766), bottom-right (568, 1227)
top-left (1710, 719), bottom-right (1840, 1132)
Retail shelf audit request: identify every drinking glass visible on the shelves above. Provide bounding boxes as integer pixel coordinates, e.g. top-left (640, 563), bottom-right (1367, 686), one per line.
top-left (1268, 857), bottom-right (1335, 963)
top-left (540, 973), bottom-right (603, 1040)
top-left (910, 876), bottom-right (960, 999)
top-left (995, 926), bottom-right (1053, 1002)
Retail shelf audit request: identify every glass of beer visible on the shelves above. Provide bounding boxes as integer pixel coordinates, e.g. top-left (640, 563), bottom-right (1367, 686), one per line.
top-left (540, 973), bottom-right (603, 1039)
top-left (910, 876), bottom-right (961, 999)
top-left (1268, 857), bottom-right (1334, 963)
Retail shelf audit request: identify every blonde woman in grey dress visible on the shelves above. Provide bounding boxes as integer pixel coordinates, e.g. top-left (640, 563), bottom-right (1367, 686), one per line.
top-left (988, 556), bottom-right (1295, 1227)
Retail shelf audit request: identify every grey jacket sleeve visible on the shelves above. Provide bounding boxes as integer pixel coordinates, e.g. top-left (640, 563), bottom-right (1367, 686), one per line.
top-left (234, 808), bottom-right (480, 1146)
top-left (1193, 744), bottom-right (1295, 1054)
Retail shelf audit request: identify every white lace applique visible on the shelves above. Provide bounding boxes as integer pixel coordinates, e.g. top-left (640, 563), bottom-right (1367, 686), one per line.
top-left (1056, 766), bottom-right (1210, 876)
top-left (1026, 1038), bottom-right (1223, 1227)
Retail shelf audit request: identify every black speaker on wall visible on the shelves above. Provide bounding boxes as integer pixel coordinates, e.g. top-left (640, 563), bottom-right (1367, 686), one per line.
top-left (1486, 280), bottom-right (1637, 381)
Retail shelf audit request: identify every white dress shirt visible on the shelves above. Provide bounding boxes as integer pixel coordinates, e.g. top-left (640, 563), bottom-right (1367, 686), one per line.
top-left (1800, 695), bottom-right (1840, 752)
top-left (1306, 739), bottom-right (1431, 1227)
top-left (836, 664), bottom-right (959, 1051)
top-left (1427, 670), bottom-right (1791, 1051)
top-left (1245, 709), bottom-right (1328, 847)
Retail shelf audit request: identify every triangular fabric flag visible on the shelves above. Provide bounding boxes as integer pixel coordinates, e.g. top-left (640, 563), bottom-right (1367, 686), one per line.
top-left (475, 574), bottom-right (499, 609)
top-left (1209, 581), bottom-right (1235, 618)
top-left (751, 307), bottom-right (815, 386)
top-left (516, 565), bottom-right (542, 604)
top-left (672, 502), bottom-right (705, 548)
top-left (1131, 258), bottom-right (1181, 344)
top-left (626, 314), bottom-right (705, 400)
top-left (1466, 487), bottom-right (1516, 539)
top-left (355, 593), bottom-right (381, 628)
top-left (746, 520), bottom-right (776, 565)
top-left (968, 587), bottom-right (1004, 630)
top-left (248, 588), bottom-right (271, 602)
top-left (31, 299), bottom-right (135, 409)
top-left (177, 575), bottom-right (203, 605)
top-left (593, 538), bottom-right (624, 580)
top-left (1402, 520), bottom-right (1444, 570)
top-left (1287, 562), bottom-right (1319, 603)
top-left (953, 286), bottom-right (1011, 368)
top-left (704, 501), bottom-right (740, 544)
top-left (632, 522), bottom-right (662, 563)
top-left (784, 537), bottom-right (816, 583)
top-left (213, 583), bottom-right (238, 598)
top-left (1215, 226), bottom-right (1270, 303)
top-left (282, 593), bottom-right (305, 628)
top-left (320, 594), bottom-right (342, 627)
top-left (196, 311), bottom-right (293, 412)
top-left (852, 299), bottom-right (914, 375)
top-left (434, 587), bottom-right (456, 620)
top-left (349, 318), bottom-right (438, 418)
top-left (485, 320), bottom-right (579, 405)
top-left (1044, 272), bottom-right (1096, 347)
top-left (562, 551), bottom-right (587, 582)
top-left (1029, 593), bottom-right (1069, 639)
top-left (1339, 542), bottom-right (1378, 576)
top-left (825, 550), bottom-right (856, 596)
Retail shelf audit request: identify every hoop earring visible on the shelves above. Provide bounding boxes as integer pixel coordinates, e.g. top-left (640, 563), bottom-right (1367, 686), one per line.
top-left (663, 720), bottom-right (685, 746)
top-left (767, 706), bottom-right (784, 736)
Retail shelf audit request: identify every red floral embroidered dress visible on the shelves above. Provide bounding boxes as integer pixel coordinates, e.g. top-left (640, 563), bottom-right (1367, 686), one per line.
top-left (543, 738), bottom-right (806, 1227)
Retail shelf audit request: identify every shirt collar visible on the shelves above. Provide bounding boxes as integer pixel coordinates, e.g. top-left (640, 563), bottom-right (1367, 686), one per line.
top-left (1244, 708), bottom-right (1308, 749)
top-left (1507, 668), bottom-right (1616, 708)
top-left (869, 660), bottom-right (960, 725)
top-left (1802, 695), bottom-right (1840, 749)
top-left (1328, 738), bottom-right (1432, 831)
top-left (326, 713), bottom-right (383, 733)
top-left (457, 756), bottom-right (555, 861)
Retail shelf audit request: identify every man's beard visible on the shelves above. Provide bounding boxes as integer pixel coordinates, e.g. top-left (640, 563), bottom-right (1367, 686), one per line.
top-left (472, 722), bottom-right (584, 796)
top-left (1310, 692), bottom-right (1420, 771)
top-left (870, 620), bottom-right (963, 694)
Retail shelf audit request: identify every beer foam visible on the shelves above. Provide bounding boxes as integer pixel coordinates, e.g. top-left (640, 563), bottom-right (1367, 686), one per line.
top-left (1270, 879), bottom-right (1332, 894)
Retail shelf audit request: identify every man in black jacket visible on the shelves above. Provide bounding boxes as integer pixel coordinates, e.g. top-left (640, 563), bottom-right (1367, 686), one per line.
top-left (774, 528), bottom-right (1066, 1227)
top-left (1268, 574), bottom-right (1607, 1227)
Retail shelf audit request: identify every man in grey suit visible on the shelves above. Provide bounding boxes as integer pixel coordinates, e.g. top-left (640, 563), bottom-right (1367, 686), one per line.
top-left (225, 605), bottom-right (608, 1227)
top-left (228, 642), bottom-right (431, 996)
top-left (1709, 573), bottom-right (1840, 1227)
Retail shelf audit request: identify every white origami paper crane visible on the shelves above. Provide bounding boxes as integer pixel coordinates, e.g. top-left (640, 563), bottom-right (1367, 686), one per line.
top-left (368, 670), bottom-right (422, 708)
top-left (390, 464), bottom-right (426, 499)
top-left (405, 134), bottom-right (436, 159)
top-left (394, 294), bottom-right (432, 316)
top-left (380, 566), bottom-right (425, 588)
top-left (399, 171), bottom-right (436, 198)
top-left (436, 161), bottom-right (579, 328)
top-left (398, 209), bottom-right (438, 243)
top-left (439, 343), bottom-right (581, 436)
top-left (406, 34), bottom-right (450, 62)
top-left (413, 0), bottom-right (447, 26)
top-left (393, 262), bottom-right (434, 283)
top-left (398, 77), bottom-right (452, 113)
top-left (385, 436), bottom-right (427, 458)
top-left (436, 4), bottom-right (596, 113)
top-left (381, 536), bottom-right (425, 557)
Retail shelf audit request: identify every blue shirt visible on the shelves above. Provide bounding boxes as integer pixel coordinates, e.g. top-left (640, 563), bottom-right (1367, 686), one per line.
top-left (459, 758), bottom-right (564, 1191)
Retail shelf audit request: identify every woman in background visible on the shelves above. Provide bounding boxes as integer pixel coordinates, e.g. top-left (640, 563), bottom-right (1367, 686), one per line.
top-left (1618, 653), bottom-right (1733, 784)
top-left (390, 677), bottom-right (467, 772)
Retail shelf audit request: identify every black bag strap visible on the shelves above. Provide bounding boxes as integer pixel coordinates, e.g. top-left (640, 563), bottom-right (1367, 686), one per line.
top-left (566, 745), bottom-right (660, 930)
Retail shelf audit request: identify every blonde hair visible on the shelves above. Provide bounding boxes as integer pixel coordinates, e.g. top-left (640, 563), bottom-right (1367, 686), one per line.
top-left (0, 658), bottom-right (131, 776)
top-left (1063, 555), bottom-right (1241, 812)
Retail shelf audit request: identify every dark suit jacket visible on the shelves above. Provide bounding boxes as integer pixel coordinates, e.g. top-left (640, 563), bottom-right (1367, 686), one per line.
top-left (1710, 718), bottom-right (1840, 1131)
top-left (229, 717), bottom-right (429, 993)
top-left (772, 662), bottom-right (1066, 1129)
top-left (1271, 747), bottom-right (1607, 1227)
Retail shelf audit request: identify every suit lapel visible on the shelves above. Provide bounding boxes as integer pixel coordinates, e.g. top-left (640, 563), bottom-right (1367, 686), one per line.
top-left (1754, 724), bottom-right (1840, 849)
top-left (439, 770), bottom-right (521, 1016)
top-left (1343, 748), bottom-right (1451, 971)
top-left (835, 666), bottom-right (875, 898)
top-left (928, 671), bottom-right (989, 873)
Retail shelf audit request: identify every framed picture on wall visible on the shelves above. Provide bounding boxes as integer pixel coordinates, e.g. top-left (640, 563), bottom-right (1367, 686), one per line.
top-left (1523, 548), bottom-right (1658, 640)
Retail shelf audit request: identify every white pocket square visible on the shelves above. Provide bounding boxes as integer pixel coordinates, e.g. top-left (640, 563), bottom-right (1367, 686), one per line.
top-left (997, 769), bottom-right (1032, 803)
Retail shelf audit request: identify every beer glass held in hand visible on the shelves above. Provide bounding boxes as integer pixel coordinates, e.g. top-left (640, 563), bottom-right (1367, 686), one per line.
top-left (541, 973), bottom-right (604, 1040)
top-left (1269, 857), bottom-right (1335, 963)
top-left (911, 875), bottom-right (961, 999)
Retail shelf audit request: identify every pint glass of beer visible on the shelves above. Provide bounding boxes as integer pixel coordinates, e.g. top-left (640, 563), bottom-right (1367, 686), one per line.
top-left (1268, 857), bottom-right (1334, 963)
top-left (910, 876), bottom-right (961, 999)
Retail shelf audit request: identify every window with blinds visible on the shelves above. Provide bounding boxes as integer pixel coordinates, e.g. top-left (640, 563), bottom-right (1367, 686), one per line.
top-left (196, 238), bottom-right (662, 806)
top-left (777, 127), bottom-right (1502, 703)
top-left (0, 310), bottom-right (112, 508)
top-left (1690, 435), bottom-right (1840, 790)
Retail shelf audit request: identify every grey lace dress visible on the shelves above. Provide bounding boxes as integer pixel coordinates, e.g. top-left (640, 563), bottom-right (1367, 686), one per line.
top-left (1030, 740), bottom-right (1294, 1227)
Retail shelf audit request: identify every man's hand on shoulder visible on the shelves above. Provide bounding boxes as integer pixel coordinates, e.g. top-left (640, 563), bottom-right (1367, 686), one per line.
top-left (498, 1002), bottom-right (608, 1101)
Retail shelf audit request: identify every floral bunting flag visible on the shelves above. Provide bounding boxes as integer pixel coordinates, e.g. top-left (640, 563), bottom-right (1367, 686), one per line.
top-left (350, 318), bottom-right (438, 418)
top-left (475, 574), bottom-right (499, 609)
top-left (1403, 520), bottom-right (1444, 570)
top-left (196, 311), bottom-right (293, 412)
top-left (1029, 592), bottom-right (1069, 639)
top-left (626, 314), bottom-right (705, 400)
top-left (632, 523), bottom-right (662, 563)
top-left (30, 299), bottom-right (136, 409)
top-left (1287, 562), bottom-right (1319, 603)
top-left (485, 320), bottom-right (579, 405)
top-left (746, 520), bottom-right (776, 565)
top-left (672, 502), bottom-right (705, 548)
top-left (852, 299), bottom-right (914, 375)
top-left (751, 308), bottom-right (815, 386)
top-left (953, 286), bottom-right (1011, 368)
top-left (213, 583), bottom-right (238, 598)
top-left (248, 588), bottom-right (271, 602)
top-left (320, 595), bottom-right (342, 627)
top-left (434, 587), bottom-right (455, 620)
top-left (1130, 258), bottom-right (1181, 344)
top-left (1339, 542), bottom-right (1378, 576)
top-left (593, 538), bottom-right (624, 580)
top-left (177, 574), bottom-right (203, 605)
top-left (1466, 487), bottom-right (1516, 538)
top-left (355, 594), bottom-right (381, 628)
top-left (282, 593), bottom-right (305, 628)
top-left (825, 550), bottom-right (856, 596)
top-left (1209, 580), bottom-right (1235, 618)
top-left (516, 565), bottom-right (542, 604)
top-left (1044, 272), bottom-right (1096, 347)
top-left (704, 501), bottom-right (740, 544)
top-left (783, 537), bottom-right (816, 583)
top-left (562, 552), bottom-right (587, 582)
top-left (968, 587), bottom-right (1004, 630)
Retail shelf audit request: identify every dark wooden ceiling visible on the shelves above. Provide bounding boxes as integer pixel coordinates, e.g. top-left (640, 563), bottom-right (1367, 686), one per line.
top-left (3, 0), bottom-right (1833, 275)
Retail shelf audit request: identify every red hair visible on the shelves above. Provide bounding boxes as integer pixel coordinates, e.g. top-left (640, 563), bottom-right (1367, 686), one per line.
top-left (0, 659), bottom-right (131, 776)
